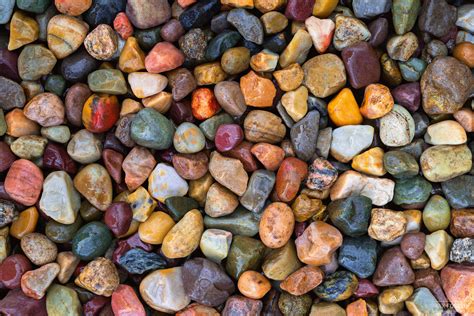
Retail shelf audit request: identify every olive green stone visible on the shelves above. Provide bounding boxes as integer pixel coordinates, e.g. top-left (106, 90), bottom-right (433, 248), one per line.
top-left (0, 109), bottom-right (5, 136)
top-left (423, 195), bottom-right (450, 232)
top-left (18, 44), bottom-right (57, 81)
top-left (46, 216), bottom-right (83, 244)
top-left (393, 176), bottom-right (432, 207)
top-left (221, 47), bottom-right (251, 75)
top-left (135, 26), bottom-right (161, 51)
top-left (442, 175), bottom-right (474, 209)
top-left (278, 292), bottom-right (312, 316)
top-left (392, 0), bottom-right (421, 35)
top-left (262, 240), bottom-right (302, 281)
top-left (199, 113), bottom-right (234, 140)
top-left (383, 150), bottom-right (419, 179)
top-left (11, 135), bottom-right (48, 159)
top-left (45, 74), bottom-right (66, 96)
top-left (314, 271), bottom-right (358, 302)
top-left (41, 126), bottom-right (71, 143)
top-left (131, 108), bottom-right (175, 150)
top-left (72, 221), bottom-right (112, 261)
top-left (87, 69), bottom-right (128, 95)
top-left (420, 144), bottom-right (472, 182)
top-left (205, 30), bottom-right (241, 61)
top-left (225, 235), bottom-right (265, 279)
top-left (46, 284), bottom-right (82, 316)
top-left (17, 0), bottom-right (51, 13)
top-left (165, 196), bottom-right (199, 221)
top-left (327, 196), bottom-right (372, 237)
top-left (204, 207), bottom-right (259, 236)
top-left (79, 201), bottom-right (102, 222)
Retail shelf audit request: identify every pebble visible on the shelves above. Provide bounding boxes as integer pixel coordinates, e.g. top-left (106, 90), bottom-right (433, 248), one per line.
top-left (67, 129), bottom-right (102, 164)
top-left (73, 163), bottom-right (112, 211)
top-left (276, 157), bottom-right (308, 202)
top-left (227, 9), bottom-right (263, 45)
top-left (406, 287), bottom-right (443, 316)
top-left (378, 285), bottom-right (413, 314)
top-left (20, 233), bottom-right (57, 265)
top-left (314, 271), bottom-right (358, 302)
top-left (160, 19), bottom-right (184, 43)
top-left (0, 76), bottom-right (25, 110)
top-left (383, 150), bottom-right (419, 179)
top-left (10, 206), bottom-right (37, 239)
top-left (342, 41), bottom-right (380, 89)
top-left (259, 202), bottom-right (294, 248)
top-left (221, 47), bottom-right (251, 75)
top-left (280, 265), bottom-right (324, 296)
top-left (352, 147), bottom-right (386, 177)
top-left (56, 251), bottom-right (79, 284)
top-left (46, 284), bottom-right (82, 316)
top-left (10, 135), bottom-right (46, 159)
top-left (226, 235), bottom-right (265, 279)
top-left (223, 295), bottom-right (263, 316)
top-left (328, 88), bottom-right (362, 126)
top-left (327, 195), bottom-right (371, 237)
top-left (421, 57), bottom-right (473, 115)
top-left (213, 82), bottom-right (246, 117)
top-left (279, 29), bottom-right (312, 68)
top-left (392, 0), bottom-right (420, 35)
top-left (21, 263), bottom-right (60, 300)
top-left (146, 42), bottom-right (185, 74)
top-left (450, 209), bottom-right (474, 238)
top-left (209, 152), bottom-right (248, 196)
top-left (368, 208), bottom-right (407, 242)
top-left (172, 152), bottom-right (208, 181)
top-left (290, 110), bottom-right (320, 161)
top-left (240, 70), bottom-right (276, 108)
top-left (330, 125), bottom-right (374, 163)
top-left (126, 0), bottom-right (170, 29)
top-left (263, 240), bottom-right (302, 281)
top-left (168, 68), bottom-right (196, 102)
top-left (148, 163), bottom-right (188, 202)
top-left (204, 207), bottom-right (259, 236)
top-left (380, 104), bottom-right (415, 147)
top-left (75, 257), bottom-right (119, 297)
top-left (360, 84), bottom-right (394, 119)
top-left (456, 4), bottom-right (474, 33)
top-left (83, 24), bottom-right (118, 61)
top-left (131, 108), bottom-right (175, 150)
top-left (18, 44), bottom-right (57, 81)
top-left (424, 120), bottom-right (467, 145)
top-left (278, 292), bottom-right (312, 315)
top-left (373, 247), bottom-right (415, 286)
top-left (191, 87), bottom-right (221, 120)
top-left (251, 143), bottom-right (284, 171)
top-left (200, 228), bottom-right (232, 263)
top-left (118, 37), bottom-right (145, 73)
top-left (118, 248), bottom-right (166, 274)
top-left (47, 15), bottom-right (88, 59)
top-left (441, 264), bottom-right (474, 314)
top-left (0, 254), bottom-right (32, 289)
top-left (302, 53), bottom-right (346, 98)
top-left (442, 175), bottom-right (474, 209)
top-left (449, 238), bottom-right (474, 263)
top-left (423, 195), bottom-right (451, 232)
top-left (161, 209), bottom-right (203, 258)
top-left (23, 92), bottom-right (64, 127)
top-left (0, 0), bottom-right (14, 24)
top-left (387, 32), bottom-right (418, 62)
top-left (8, 11), bottom-right (39, 51)
top-left (393, 175), bottom-right (432, 207)
top-left (5, 159), bottom-right (43, 206)
top-left (425, 230), bottom-right (453, 270)
top-left (0, 288), bottom-right (47, 315)
top-left (420, 144), bottom-right (472, 182)
top-left (111, 284), bottom-right (146, 316)
top-left (418, 0), bottom-right (456, 38)
top-left (353, 0), bottom-right (390, 19)
top-left (122, 147), bottom-right (155, 190)
top-left (139, 267), bottom-right (190, 313)
top-left (338, 236), bottom-right (377, 278)
top-left (205, 183), bottom-right (238, 217)
top-left (305, 17), bottom-right (334, 54)
top-left (333, 15), bottom-right (371, 51)
top-left (401, 232), bottom-right (426, 260)
top-left (295, 221), bottom-right (342, 266)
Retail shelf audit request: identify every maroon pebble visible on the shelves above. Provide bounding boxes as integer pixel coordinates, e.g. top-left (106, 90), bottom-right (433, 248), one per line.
top-left (391, 82), bottom-right (421, 112)
top-left (112, 233), bottom-right (153, 264)
top-left (354, 278), bottom-right (379, 298)
top-left (160, 19), bottom-right (185, 43)
top-left (0, 254), bottom-right (32, 290)
top-left (168, 100), bottom-right (195, 124)
top-left (341, 41), bottom-right (381, 89)
top-left (0, 48), bottom-right (20, 82)
top-left (102, 149), bottom-right (124, 184)
top-left (0, 142), bottom-right (16, 173)
top-left (64, 83), bottom-right (92, 127)
top-left (284, 0), bottom-right (315, 21)
top-left (0, 288), bottom-right (47, 316)
top-left (215, 124), bottom-right (244, 152)
top-left (83, 296), bottom-right (111, 316)
top-left (368, 18), bottom-right (388, 47)
top-left (224, 141), bottom-right (258, 172)
top-left (104, 202), bottom-right (133, 237)
top-left (400, 232), bottom-right (426, 260)
top-left (42, 143), bottom-right (77, 174)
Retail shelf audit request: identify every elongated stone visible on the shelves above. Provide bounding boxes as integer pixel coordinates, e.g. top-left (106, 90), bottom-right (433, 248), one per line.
top-left (239, 170), bottom-right (275, 213)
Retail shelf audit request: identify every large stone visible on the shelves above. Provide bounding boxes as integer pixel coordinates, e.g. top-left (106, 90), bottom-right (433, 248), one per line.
top-left (441, 264), bottom-right (474, 314)
top-left (209, 152), bottom-right (248, 196)
top-left (73, 164), bottom-right (112, 211)
top-left (418, 0), bottom-right (456, 38)
top-left (330, 125), bottom-right (374, 163)
top-left (420, 145), bottom-right (472, 182)
top-left (302, 54), bottom-right (346, 98)
top-left (373, 247), bottom-right (415, 286)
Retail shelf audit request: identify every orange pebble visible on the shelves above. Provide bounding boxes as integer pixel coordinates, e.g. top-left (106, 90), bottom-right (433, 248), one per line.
top-left (360, 84), bottom-right (394, 119)
top-left (328, 88), bottom-right (363, 126)
top-left (191, 88), bottom-right (221, 120)
top-left (240, 70), bottom-right (276, 108)
top-left (4, 159), bottom-right (43, 206)
top-left (453, 42), bottom-right (474, 68)
top-left (237, 271), bottom-right (271, 299)
top-left (10, 207), bottom-right (39, 239)
top-left (5, 109), bottom-right (40, 137)
top-left (346, 299), bottom-right (368, 316)
top-left (114, 12), bottom-right (134, 40)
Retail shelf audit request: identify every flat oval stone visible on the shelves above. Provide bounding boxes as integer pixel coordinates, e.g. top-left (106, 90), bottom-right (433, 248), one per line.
top-left (383, 150), bottom-right (419, 179)
top-left (204, 207), bottom-right (260, 236)
top-left (172, 152), bottom-right (209, 181)
top-left (442, 176), bottom-right (474, 209)
top-left (214, 81), bottom-right (247, 117)
top-left (380, 104), bottom-right (415, 147)
top-left (72, 222), bottom-right (112, 260)
top-left (5, 159), bottom-right (43, 206)
top-left (173, 122), bottom-right (206, 154)
top-left (87, 69), bottom-right (127, 95)
top-left (73, 163), bottom-right (112, 211)
top-left (424, 120), bottom-right (467, 145)
top-left (21, 233), bottom-right (57, 266)
top-left (46, 284), bottom-right (81, 316)
top-left (10, 135), bottom-right (47, 159)
top-left (393, 176), bottom-right (432, 207)
top-left (131, 108), bottom-right (175, 150)
top-left (243, 110), bottom-right (286, 144)
top-left (0, 76), bottom-right (25, 110)
top-left (209, 152), bottom-right (248, 196)
top-left (420, 144), bottom-right (472, 182)
top-left (18, 44), bottom-right (57, 81)
top-left (259, 202), bottom-right (294, 248)
top-left (227, 9), bottom-right (263, 44)
top-left (23, 92), bottom-right (64, 127)
top-left (67, 129), bottom-right (102, 164)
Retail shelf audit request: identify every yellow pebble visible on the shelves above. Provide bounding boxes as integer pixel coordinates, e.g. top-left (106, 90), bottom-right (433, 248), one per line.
top-left (351, 147), bottom-right (386, 176)
top-left (313, 0), bottom-right (339, 18)
top-left (126, 186), bottom-right (157, 222)
top-left (118, 36), bottom-right (145, 73)
top-left (138, 211), bottom-right (175, 245)
top-left (328, 88), bottom-right (363, 126)
top-left (8, 11), bottom-right (39, 50)
top-left (10, 207), bottom-right (39, 239)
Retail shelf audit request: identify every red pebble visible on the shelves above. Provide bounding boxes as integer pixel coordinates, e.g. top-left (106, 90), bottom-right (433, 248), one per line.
top-left (145, 42), bottom-right (185, 73)
top-left (285, 0), bottom-right (315, 21)
top-left (83, 296), bottom-right (110, 316)
top-left (0, 254), bottom-right (32, 290)
top-left (354, 279), bottom-right (379, 298)
top-left (215, 124), bottom-right (244, 152)
top-left (4, 159), bottom-right (43, 206)
top-left (111, 284), bottom-right (146, 316)
top-left (43, 143), bottom-right (77, 174)
top-left (191, 88), bottom-right (221, 120)
top-left (82, 94), bottom-right (120, 133)
top-left (275, 157), bottom-right (308, 202)
top-left (102, 149), bottom-right (124, 184)
top-left (113, 12), bottom-right (133, 40)
top-left (224, 141), bottom-right (258, 173)
top-left (104, 202), bottom-right (133, 237)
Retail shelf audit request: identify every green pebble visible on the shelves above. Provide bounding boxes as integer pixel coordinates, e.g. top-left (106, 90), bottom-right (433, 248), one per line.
top-left (278, 292), bottom-right (313, 316)
top-left (399, 57), bottom-right (427, 82)
top-left (165, 196), bottom-right (199, 221)
top-left (18, 44), bottom-right (57, 81)
top-left (338, 235), bottom-right (378, 278)
top-left (45, 74), bottom-right (66, 96)
top-left (16, 0), bottom-right (51, 13)
top-left (205, 30), bottom-right (241, 61)
top-left (46, 284), bottom-right (82, 316)
top-left (87, 69), bottom-right (128, 95)
top-left (327, 195), bottom-right (372, 237)
top-left (41, 125), bottom-right (71, 143)
top-left (135, 26), bottom-right (161, 51)
top-left (199, 112), bottom-right (234, 140)
top-left (262, 240), bottom-right (301, 281)
top-left (0, 109), bottom-right (6, 136)
top-left (314, 271), bottom-right (359, 302)
top-left (46, 216), bottom-right (83, 244)
top-left (204, 206), bottom-right (260, 236)
top-left (393, 175), bottom-right (432, 207)
top-left (72, 221), bottom-right (112, 261)
top-left (423, 195), bottom-right (451, 232)
top-left (392, 0), bottom-right (421, 35)
top-left (131, 108), bottom-right (175, 150)
top-left (383, 150), bottom-right (419, 179)
top-left (225, 235), bottom-right (265, 279)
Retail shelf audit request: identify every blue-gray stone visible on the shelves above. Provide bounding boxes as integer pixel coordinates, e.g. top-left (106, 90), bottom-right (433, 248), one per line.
top-left (290, 111), bottom-right (320, 161)
top-left (0, 0), bottom-right (14, 24)
top-left (118, 248), bottom-right (167, 274)
top-left (240, 170), bottom-right (275, 213)
top-left (353, 0), bottom-right (391, 19)
top-left (338, 235), bottom-right (378, 278)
